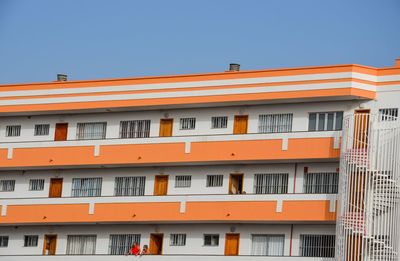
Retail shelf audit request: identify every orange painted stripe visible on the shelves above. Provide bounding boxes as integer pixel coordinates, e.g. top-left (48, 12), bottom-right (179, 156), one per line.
top-left (0, 200), bottom-right (335, 224)
top-left (0, 88), bottom-right (375, 114)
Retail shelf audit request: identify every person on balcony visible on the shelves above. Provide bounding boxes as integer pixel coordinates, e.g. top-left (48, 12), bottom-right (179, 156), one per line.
top-left (126, 242), bottom-right (141, 256)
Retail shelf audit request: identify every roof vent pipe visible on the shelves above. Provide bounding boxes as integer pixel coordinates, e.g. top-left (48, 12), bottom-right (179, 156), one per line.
top-left (57, 74), bottom-right (68, 81)
top-left (229, 63), bottom-right (240, 72)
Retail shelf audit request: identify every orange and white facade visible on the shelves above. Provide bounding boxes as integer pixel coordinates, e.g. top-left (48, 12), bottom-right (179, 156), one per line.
top-left (0, 60), bottom-right (399, 261)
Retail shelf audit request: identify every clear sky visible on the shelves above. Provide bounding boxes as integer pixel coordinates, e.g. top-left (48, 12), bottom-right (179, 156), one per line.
top-left (0, 0), bottom-right (399, 84)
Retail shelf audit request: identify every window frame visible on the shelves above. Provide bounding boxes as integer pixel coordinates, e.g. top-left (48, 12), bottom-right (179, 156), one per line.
top-left (0, 180), bottom-right (15, 192)
top-left (308, 111), bottom-right (343, 131)
top-left (170, 234), bottom-right (187, 246)
top-left (24, 235), bottom-right (39, 247)
top-left (34, 124), bottom-right (50, 136)
top-left (211, 116), bottom-right (228, 129)
top-left (0, 236), bottom-right (9, 248)
top-left (5, 125), bottom-right (21, 137)
top-left (29, 179), bottom-right (45, 191)
top-left (179, 118), bottom-right (196, 130)
top-left (203, 234), bottom-right (219, 246)
top-left (175, 175), bottom-right (192, 188)
top-left (206, 175), bottom-right (224, 187)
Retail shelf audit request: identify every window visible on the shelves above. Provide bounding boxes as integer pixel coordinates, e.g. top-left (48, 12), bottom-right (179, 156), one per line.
top-left (76, 122), bottom-right (107, 140)
top-left (180, 118), bottom-right (196, 130)
top-left (206, 175), bottom-right (223, 187)
top-left (300, 234), bottom-right (335, 257)
top-left (303, 172), bottom-right (338, 194)
top-left (308, 112), bottom-right (343, 131)
top-left (254, 174), bottom-right (288, 194)
top-left (66, 235), bottom-right (97, 255)
top-left (379, 108), bottom-right (398, 121)
top-left (6, 125), bottom-right (21, 137)
top-left (24, 235), bottom-right (38, 247)
top-left (170, 234), bottom-right (186, 246)
top-left (175, 176), bottom-right (191, 188)
top-left (71, 178), bottom-right (102, 197)
top-left (29, 179), bottom-right (45, 191)
top-left (211, 116), bottom-right (228, 129)
top-left (258, 114), bottom-right (293, 133)
top-left (34, 124), bottom-right (50, 136)
top-left (0, 236), bottom-right (8, 247)
top-left (114, 177), bottom-right (146, 196)
top-left (251, 235), bottom-right (284, 256)
top-left (119, 120), bottom-right (151, 138)
top-left (204, 234), bottom-right (219, 246)
top-left (0, 180), bottom-right (15, 192)
top-left (109, 234), bottom-right (141, 255)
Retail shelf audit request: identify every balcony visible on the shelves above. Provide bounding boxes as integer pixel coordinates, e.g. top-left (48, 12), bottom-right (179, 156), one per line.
top-left (0, 131), bottom-right (341, 168)
top-left (0, 193), bottom-right (337, 225)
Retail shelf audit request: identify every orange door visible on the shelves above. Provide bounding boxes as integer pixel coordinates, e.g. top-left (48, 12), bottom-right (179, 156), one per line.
top-left (233, 115), bottom-right (248, 134)
top-left (43, 235), bottom-right (57, 255)
top-left (159, 119), bottom-right (173, 137)
top-left (49, 178), bottom-right (63, 198)
top-left (54, 123), bottom-right (68, 141)
top-left (154, 175), bottom-right (168, 196)
top-left (353, 110), bottom-right (370, 149)
top-left (224, 233), bottom-right (240, 256)
top-left (149, 234), bottom-right (163, 255)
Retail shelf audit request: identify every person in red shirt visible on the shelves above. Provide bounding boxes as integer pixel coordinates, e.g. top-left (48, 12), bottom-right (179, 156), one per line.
top-left (126, 243), bottom-right (140, 256)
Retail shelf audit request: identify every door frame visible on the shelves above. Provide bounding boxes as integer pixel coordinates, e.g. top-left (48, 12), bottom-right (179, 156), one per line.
top-left (233, 115), bottom-right (248, 134)
top-left (159, 119), bottom-right (173, 137)
top-left (149, 233), bottom-right (164, 255)
top-left (224, 233), bottom-right (240, 256)
top-left (153, 175), bottom-right (169, 196)
top-left (43, 234), bottom-right (57, 255)
top-left (49, 178), bottom-right (63, 198)
top-left (229, 173), bottom-right (244, 194)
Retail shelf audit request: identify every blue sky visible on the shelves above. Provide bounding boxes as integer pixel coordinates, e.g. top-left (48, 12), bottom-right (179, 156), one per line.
top-left (0, 0), bottom-right (399, 84)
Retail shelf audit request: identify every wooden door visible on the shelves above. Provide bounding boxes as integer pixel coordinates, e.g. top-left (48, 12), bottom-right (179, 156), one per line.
top-left (233, 115), bottom-right (248, 134)
top-left (154, 175), bottom-right (168, 196)
top-left (229, 174), bottom-right (244, 194)
top-left (43, 235), bottom-right (57, 255)
top-left (149, 234), bottom-right (163, 255)
top-left (49, 178), bottom-right (63, 198)
top-left (159, 119), bottom-right (173, 137)
top-left (224, 233), bottom-right (240, 256)
top-left (353, 110), bottom-right (370, 149)
top-left (54, 123), bottom-right (68, 141)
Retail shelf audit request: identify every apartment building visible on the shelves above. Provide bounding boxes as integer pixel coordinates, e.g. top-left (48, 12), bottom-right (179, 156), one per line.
top-left (0, 61), bottom-right (399, 261)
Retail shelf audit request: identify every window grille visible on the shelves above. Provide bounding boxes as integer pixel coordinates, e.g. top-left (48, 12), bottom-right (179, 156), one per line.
top-left (379, 108), bottom-right (398, 121)
top-left (66, 235), bottom-right (97, 255)
top-left (0, 236), bottom-right (8, 247)
top-left (71, 178), bottom-right (102, 197)
top-left (206, 175), bottom-right (223, 187)
top-left (119, 120), bottom-right (151, 138)
top-left (211, 116), bottom-right (228, 129)
top-left (24, 235), bottom-right (38, 247)
top-left (179, 118), bottom-right (196, 130)
top-left (109, 234), bottom-right (141, 255)
top-left (170, 234), bottom-right (186, 246)
top-left (308, 112), bottom-right (343, 131)
top-left (303, 172), bottom-right (338, 194)
top-left (300, 234), bottom-right (335, 257)
top-left (76, 122), bottom-right (107, 140)
top-left (251, 234), bottom-right (284, 256)
top-left (29, 179), bottom-right (45, 191)
top-left (258, 114), bottom-right (293, 133)
top-left (254, 174), bottom-right (288, 194)
top-left (0, 180), bottom-right (15, 192)
top-left (114, 177), bottom-right (145, 196)
top-left (204, 234), bottom-right (219, 246)
top-left (175, 175), bottom-right (192, 188)
top-left (34, 124), bottom-right (50, 136)
top-left (6, 125), bottom-right (21, 137)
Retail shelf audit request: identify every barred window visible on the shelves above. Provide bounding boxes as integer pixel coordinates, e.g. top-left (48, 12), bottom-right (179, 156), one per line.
top-left (254, 174), bottom-right (288, 194)
top-left (170, 234), bottom-right (186, 246)
top-left (0, 180), bottom-right (15, 192)
top-left (175, 176), bottom-right (191, 188)
top-left (180, 118), bottom-right (196, 130)
top-left (308, 112), bottom-right (343, 131)
top-left (66, 235), bottom-right (96, 255)
top-left (379, 108), bottom-right (398, 121)
top-left (34, 124), bottom-right (50, 136)
top-left (300, 234), bottom-right (335, 257)
top-left (251, 234), bottom-right (284, 256)
top-left (119, 120), bottom-right (151, 138)
top-left (71, 178), bottom-right (102, 197)
top-left (24, 235), bottom-right (38, 247)
top-left (206, 175), bottom-right (223, 187)
top-left (258, 114), bottom-right (293, 133)
top-left (109, 234), bottom-right (141, 255)
top-left (114, 177), bottom-right (146, 196)
top-left (204, 234), bottom-right (219, 246)
top-left (29, 179), bottom-right (45, 191)
top-left (211, 116), bottom-right (228, 129)
top-left (6, 125), bottom-right (21, 137)
top-left (76, 122), bottom-right (107, 140)
top-left (0, 236), bottom-right (8, 247)
top-left (303, 172), bottom-right (338, 194)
